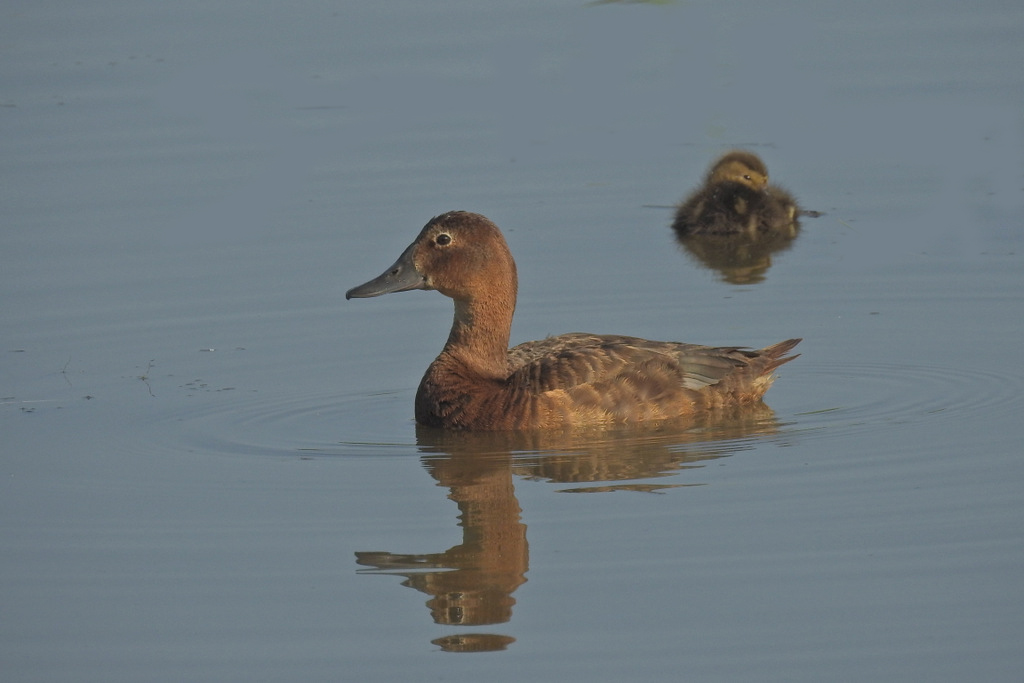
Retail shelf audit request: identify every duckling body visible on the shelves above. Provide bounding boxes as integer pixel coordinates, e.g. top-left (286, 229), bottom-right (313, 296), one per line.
top-left (672, 151), bottom-right (800, 238)
top-left (347, 211), bottom-right (800, 431)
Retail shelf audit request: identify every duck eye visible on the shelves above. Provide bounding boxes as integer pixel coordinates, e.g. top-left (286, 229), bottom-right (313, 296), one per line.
top-left (435, 233), bottom-right (452, 246)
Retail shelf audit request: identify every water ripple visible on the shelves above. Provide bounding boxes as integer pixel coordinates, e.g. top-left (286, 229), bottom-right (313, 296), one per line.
top-left (151, 359), bottom-right (1023, 463)
top-left (779, 360), bottom-right (1024, 440)
top-left (162, 388), bottom-right (421, 458)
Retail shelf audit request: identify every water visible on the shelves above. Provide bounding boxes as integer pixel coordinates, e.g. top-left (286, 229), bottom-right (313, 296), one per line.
top-left (3, 1), bottom-right (1023, 681)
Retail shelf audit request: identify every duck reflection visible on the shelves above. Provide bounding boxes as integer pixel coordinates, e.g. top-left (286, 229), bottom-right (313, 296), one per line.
top-left (506, 403), bottom-right (779, 492)
top-left (356, 406), bottom-right (783, 651)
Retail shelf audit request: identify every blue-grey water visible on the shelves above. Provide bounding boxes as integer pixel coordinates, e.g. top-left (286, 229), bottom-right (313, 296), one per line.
top-left (3, 1), bottom-right (1023, 681)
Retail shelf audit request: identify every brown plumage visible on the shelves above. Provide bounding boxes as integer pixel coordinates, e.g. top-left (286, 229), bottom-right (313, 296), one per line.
top-left (672, 150), bottom-right (800, 238)
top-left (347, 211), bottom-right (800, 430)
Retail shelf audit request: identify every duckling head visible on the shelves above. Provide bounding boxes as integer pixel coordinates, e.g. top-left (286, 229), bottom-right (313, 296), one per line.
top-left (706, 151), bottom-right (769, 191)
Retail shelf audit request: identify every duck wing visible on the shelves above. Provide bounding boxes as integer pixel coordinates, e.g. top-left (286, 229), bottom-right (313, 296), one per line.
top-left (507, 334), bottom-right (795, 395)
top-left (503, 334), bottom-right (798, 424)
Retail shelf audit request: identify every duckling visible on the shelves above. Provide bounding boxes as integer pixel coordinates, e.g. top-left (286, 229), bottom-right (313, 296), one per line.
top-left (672, 150), bottom-right (800, 238)
top-left (347, 211), bottom-right (800, 431)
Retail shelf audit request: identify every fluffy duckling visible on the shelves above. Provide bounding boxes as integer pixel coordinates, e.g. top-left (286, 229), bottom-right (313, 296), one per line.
top-left (672, 150), bottom-right (800, 238)
top-left (347, 211), bottom-right (800, 431)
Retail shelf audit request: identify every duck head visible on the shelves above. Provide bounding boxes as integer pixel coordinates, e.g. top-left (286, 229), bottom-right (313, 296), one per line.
top-left (346, 211), bottom-right (518, 305)
top-left (706, 151), bottom-right (770, 191)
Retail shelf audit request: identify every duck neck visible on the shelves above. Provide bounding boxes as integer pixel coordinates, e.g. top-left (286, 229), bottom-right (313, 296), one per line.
top-left (441, 291), bottom-right (515, 379)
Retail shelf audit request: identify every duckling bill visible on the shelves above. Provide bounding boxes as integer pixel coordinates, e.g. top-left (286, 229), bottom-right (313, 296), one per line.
top-left (347, 211), bottom-right (800, 431)
top-left (672, 150), bottom-right (801, 238)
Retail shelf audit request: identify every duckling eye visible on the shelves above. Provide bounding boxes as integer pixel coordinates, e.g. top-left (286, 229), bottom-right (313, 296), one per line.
top-left (435, 233), bottom-right (452, 246)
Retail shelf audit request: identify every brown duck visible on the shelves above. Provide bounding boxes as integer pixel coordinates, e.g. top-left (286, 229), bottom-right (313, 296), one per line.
top-left (347, 211), bottom-right (800, 430)
top-left (672, 150), bottom-right (800, 237)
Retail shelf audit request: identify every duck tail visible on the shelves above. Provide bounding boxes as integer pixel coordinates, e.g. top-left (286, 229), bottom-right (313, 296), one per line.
top-left (758, 338), bottom-right (802, 374)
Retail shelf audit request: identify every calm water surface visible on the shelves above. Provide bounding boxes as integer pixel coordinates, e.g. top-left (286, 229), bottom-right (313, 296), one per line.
top-left (3, 1), bottom-right (1023, 681)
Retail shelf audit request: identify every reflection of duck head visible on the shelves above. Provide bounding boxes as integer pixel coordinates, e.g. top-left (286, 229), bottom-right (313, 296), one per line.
top-left (347, 211), bottom-right (800, 430)
top-left (355, 442), bottom-right (526, 637)
top-left (672, 150), bottom-right (800, 239)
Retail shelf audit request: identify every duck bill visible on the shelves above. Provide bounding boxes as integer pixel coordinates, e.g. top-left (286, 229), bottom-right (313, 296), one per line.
top-left (346, 242), bottom-right (427, 299)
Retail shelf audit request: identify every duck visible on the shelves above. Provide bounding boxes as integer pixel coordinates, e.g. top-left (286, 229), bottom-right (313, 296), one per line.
top-left (672, 150), bottom-right (801, 238)
top-left (346, 211), bottom-right (800, 431)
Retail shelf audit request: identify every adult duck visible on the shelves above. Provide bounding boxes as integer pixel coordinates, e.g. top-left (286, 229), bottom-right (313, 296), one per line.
top-left (347, 211), bottom-right (800, 430)
top-left (672, 150), bottom-right (801, 238)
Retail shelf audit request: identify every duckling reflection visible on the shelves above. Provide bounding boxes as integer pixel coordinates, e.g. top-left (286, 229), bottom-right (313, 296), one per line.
top-left (671, 150), bottom-right (819, 284)
top-left (676, 230), bottom-right (800, 285)
top-left (355, 408), bottom-right (784, 651)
